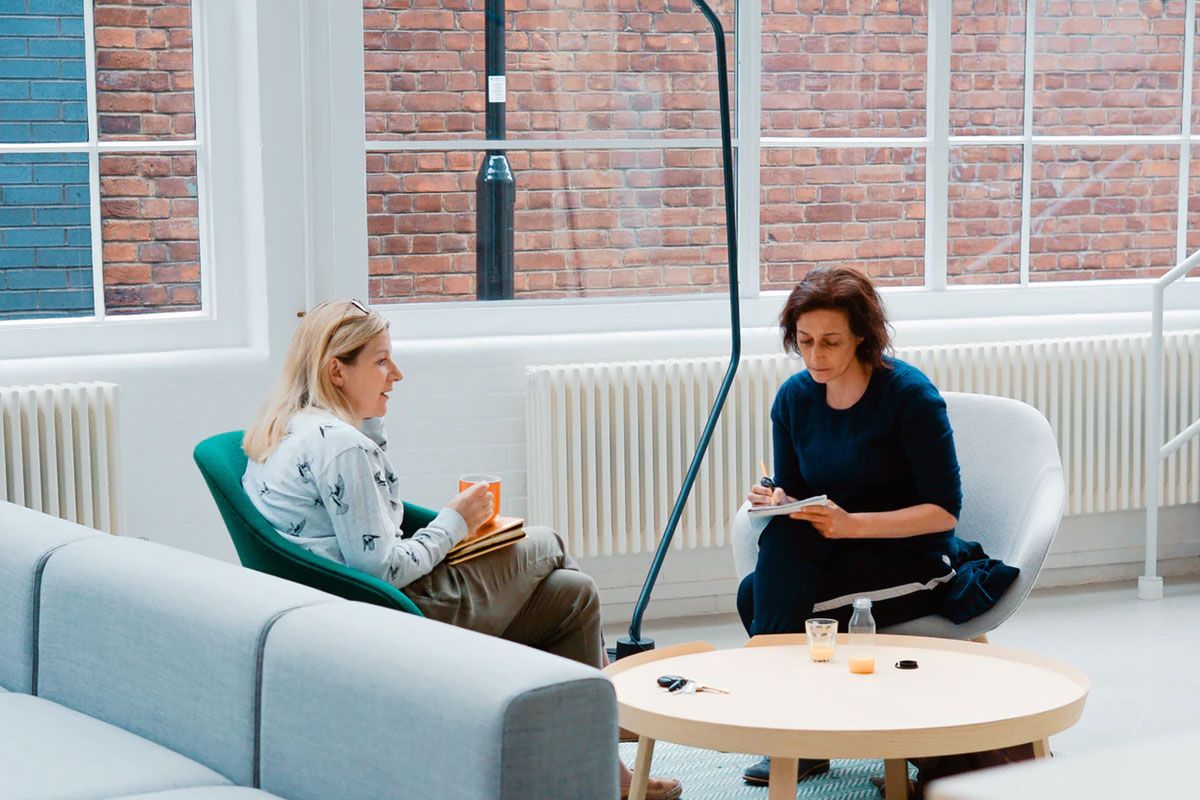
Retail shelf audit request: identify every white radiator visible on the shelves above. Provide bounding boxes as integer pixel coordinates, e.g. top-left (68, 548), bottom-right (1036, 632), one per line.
top-left (0, 382), bottom-right (121, 534)
top-left (526, 332), bottom-right (1200, 557)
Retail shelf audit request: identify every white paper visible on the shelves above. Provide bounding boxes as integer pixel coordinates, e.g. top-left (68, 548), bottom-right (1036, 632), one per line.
top-left (487, 75), bottom-right (506, 103)
top-left (746, 494), bottom-right (828, 518)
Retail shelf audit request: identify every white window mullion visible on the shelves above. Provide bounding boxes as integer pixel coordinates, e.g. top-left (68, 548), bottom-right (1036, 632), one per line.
top-left (191, 0), bottom-right (215, 316)
top-left (736, 0), bottom-right (761, 299)
top-left (1176, 0), bottom-right (1196, 264)
top-left (1018, 0), bottom-right (1038, 286)
top-left (923, 1), bottom-right (951, 291)
top-left (81, 0), bottom-right (104, 320)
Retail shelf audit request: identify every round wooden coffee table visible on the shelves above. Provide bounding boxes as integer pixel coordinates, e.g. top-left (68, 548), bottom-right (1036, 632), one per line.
top-left (604, 634), bottom-right (1088, 800)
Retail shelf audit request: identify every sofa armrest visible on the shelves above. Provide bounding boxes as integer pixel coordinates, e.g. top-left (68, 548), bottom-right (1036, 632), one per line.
top-left (258, 603), bottom-right (617, 800)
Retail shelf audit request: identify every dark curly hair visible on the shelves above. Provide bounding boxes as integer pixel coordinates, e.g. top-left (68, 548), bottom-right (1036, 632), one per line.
top-left (779, 267), bottom-right (893, 370)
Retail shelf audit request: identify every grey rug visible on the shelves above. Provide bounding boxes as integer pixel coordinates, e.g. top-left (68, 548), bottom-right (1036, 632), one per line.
top-left (619, 741), bottom-right (917, 800)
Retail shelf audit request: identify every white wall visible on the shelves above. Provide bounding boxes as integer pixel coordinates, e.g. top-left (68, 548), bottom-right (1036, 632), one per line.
top-left (1, 0), bottom-right (1197, 626)
top-left (3, 311), bottom-right (1199, 625)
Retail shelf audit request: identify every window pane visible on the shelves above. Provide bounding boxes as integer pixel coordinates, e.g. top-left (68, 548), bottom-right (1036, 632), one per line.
top-left (363, 0), bottom-right (735, 141)
top-left (1189, 144), bottom-right (1200, 256)
top-left (0, 152), bottom-right (92, 320)
top-left (99, 151), bottom-right (200, 313)
top-left (762, 0), bottom-right (927, 138)
top-left (950, 0), bottom-right (1025, 136)
top-left (1033, 1), bottom-right (1185, 136)
top-left (95, 0), bottom-right (195, 140)
top-left (948, 144), bottom-right (1022, 284)
top-left (1030, 144), bottom-right (1178, 281)
top-left (0, 1), bottom-right (88, 144)
top-left (760, 147), bottom-right (925, 289)
top-left (367, 148), bottom-right (729, 303)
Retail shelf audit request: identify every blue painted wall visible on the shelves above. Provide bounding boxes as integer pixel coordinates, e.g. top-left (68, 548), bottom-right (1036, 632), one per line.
top-left (0, 1), bottom-right (90, 319)
top-left (0, 151), bottom-right (92, 319)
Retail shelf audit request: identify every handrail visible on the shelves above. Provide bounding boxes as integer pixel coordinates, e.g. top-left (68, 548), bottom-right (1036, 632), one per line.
top-left (1140, 248), bottom-right (1200, 600)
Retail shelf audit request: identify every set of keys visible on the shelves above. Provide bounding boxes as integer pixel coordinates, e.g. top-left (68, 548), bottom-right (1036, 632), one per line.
top-left (657, 674), bottom-right (731, 695)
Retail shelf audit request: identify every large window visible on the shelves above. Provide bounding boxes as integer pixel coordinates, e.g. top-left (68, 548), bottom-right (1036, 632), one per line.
top-left (360, 0), bottom-right (1200, 309)
top-left (0, 0), bottom-right (204, 322)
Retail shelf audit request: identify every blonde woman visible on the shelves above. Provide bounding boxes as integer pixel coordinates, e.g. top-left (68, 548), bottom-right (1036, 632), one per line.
top-left (242, 299), bottom-right (681, 800)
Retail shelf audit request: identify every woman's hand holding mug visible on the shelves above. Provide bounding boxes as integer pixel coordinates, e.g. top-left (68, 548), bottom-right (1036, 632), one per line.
top-left (449, 482), bottom-right (495, 533)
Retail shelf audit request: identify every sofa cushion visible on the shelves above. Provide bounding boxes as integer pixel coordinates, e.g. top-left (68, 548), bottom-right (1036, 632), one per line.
top-left (0, 693), bottom-right (230, 800)
top-left (258, 602), bottom-right (618, 800)
top-left (111, 790), bottom-right (283, 800)
top-left (36, 536), bottom-right (336, 787)
top-left (0, 502), bottom-right (99, 692)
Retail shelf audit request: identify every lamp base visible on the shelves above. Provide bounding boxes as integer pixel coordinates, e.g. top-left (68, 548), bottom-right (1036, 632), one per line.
top-left (614, 636), bottom-right (656, 661)
top-left (1138, 575), bottom-right (1164, 600)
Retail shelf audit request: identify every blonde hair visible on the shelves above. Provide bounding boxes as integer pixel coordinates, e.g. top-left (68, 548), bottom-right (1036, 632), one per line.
top-left (244, 299), bottom-right (390, 462)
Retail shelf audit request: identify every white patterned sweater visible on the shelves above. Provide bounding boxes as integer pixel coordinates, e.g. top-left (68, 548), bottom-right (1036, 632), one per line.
top-left (243, 409), bottom-right (468, 588)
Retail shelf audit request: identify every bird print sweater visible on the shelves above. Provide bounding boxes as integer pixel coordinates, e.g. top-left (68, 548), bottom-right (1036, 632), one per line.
top-left (243, 409), bottom-right (468, 588)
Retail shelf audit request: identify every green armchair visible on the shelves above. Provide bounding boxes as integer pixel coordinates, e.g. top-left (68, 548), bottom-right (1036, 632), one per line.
top-left (194, 430), bottom-right (431, 615)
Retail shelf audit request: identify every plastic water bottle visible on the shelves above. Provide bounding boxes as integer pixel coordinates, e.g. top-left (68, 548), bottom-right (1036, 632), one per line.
top-left (847, 597), bottom-right (876, 674)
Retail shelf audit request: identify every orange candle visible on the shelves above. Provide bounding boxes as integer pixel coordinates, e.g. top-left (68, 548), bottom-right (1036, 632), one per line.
top-left (848, 655), bottom-right (875, 674)
top-left (810, 646), bottom-right (834, 662)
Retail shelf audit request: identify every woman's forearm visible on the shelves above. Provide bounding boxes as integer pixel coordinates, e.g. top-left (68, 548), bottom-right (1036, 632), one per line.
top-left (853, 504), bottom-right (957, 539)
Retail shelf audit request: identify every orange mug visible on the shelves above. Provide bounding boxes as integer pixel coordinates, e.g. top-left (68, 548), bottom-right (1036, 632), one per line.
top-left (458, 474), bottom-right (501, 525)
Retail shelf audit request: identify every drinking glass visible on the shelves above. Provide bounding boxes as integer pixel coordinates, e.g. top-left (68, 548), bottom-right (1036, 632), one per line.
top-left (805, 618), bottom-right (838, 662)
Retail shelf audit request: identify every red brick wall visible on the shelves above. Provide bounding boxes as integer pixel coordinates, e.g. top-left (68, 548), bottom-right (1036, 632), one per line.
top-left (950, 0), bottom-right (1024, 135)
top-left (760, 147), bottom-right (926, 289)
top-left (947, 144), bottom-right (1022, 284)
top-left (762, 0), bottom-right (928, 137)
top-left (363, 0), bottom-right (734, 141)
top-left (1033, 0), bottom-right (1185, 136)
top-left (1029, 144), bottom-right (1178, 280)
top-left (368, 149), bottom-right (728, 301)
top-left (100, 152), bottom-right (200, 314)
top-left (363, 1), bottom-right (1190, 304)
top-left (95, 0), bottom-right (199, 315)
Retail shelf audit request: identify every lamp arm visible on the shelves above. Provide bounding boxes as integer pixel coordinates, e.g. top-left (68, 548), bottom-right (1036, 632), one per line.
top-left (621, 0), bottom-right (740, 650)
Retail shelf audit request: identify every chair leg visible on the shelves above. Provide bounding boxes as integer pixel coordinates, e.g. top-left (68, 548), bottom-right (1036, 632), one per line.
top-left (971, 633), bottom-right (989, 644)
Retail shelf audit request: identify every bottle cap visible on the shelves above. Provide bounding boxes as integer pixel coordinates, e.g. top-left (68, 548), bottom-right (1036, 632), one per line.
top-left (853, 597), bottom-right (872, 609)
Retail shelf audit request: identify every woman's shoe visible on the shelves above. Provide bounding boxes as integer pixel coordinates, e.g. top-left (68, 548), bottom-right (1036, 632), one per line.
top-left (742, 756), bottom-right (830, 785)
top-left (619, 776), bottom-right (683, 800)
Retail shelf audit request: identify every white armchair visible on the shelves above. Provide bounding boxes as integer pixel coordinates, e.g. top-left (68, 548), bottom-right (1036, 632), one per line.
top-left (730, 392), bottom-right (1066, 640)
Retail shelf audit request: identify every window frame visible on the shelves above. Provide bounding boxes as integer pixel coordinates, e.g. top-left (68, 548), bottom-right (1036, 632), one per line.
top-left (334, 1), bottom-right (1200, 340)
top-left (0, 0), bottom-right (254, 361)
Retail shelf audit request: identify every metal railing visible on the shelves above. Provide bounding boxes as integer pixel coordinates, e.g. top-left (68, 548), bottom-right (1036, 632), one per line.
top-left (1140, 248), bottom-right (1200, 600)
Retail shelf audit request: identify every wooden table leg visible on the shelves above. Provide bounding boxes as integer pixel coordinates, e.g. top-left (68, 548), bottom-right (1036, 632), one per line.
top-left (767, 756), bottom-right (799, 800)
top-left (1032, 738), bottom-right (1051, 759)
top-left (627, 736), bottom-right (655, 800)
top-left (884, 758), bottom-right (910, 800)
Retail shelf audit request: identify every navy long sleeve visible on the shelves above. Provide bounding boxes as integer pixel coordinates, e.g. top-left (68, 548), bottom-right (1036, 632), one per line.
top-left (769, 357), bottom-right (962, 545)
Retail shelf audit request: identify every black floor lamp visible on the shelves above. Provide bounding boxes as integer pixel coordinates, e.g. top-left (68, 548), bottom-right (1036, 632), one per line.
top-left (615, 0), bottom-right (741, 659)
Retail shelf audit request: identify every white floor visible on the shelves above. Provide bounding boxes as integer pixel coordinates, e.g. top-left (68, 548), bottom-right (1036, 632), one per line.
top-left (603, 576), bottom-right (1200, 758)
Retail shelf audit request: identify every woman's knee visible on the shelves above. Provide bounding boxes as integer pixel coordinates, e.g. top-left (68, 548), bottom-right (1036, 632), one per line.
top-left (543, 568), bottom-right (600, 620)
top-left (736, 573), bottom-right (755, 635)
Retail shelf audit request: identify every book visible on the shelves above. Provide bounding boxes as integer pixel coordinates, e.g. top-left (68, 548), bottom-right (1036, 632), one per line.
top-left (746, 494), bottom-right (828, 518)
top-left (445, 515), bottom-right (526, 565)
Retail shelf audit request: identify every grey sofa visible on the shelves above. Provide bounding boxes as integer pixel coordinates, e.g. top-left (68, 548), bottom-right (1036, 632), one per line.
top-left (0, 501), bottom-right (618, 800)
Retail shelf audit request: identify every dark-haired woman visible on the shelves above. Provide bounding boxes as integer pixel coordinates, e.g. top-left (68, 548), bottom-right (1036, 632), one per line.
top-left (737, 266), bottom-right (1017, 787)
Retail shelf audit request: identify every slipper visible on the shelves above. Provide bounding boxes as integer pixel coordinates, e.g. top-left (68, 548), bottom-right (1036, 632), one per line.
top-left (619, 776), bottom-right (682, 800)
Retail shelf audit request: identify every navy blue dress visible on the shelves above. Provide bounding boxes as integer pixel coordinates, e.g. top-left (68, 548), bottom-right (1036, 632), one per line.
top-left (738, 357), bottom-right (1015, 634)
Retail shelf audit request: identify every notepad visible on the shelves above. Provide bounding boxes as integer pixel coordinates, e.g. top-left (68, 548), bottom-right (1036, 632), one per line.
top-left (746, 494), bottom-right (828, 518)
top-left (445, 515), bottom-right (526, 565)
